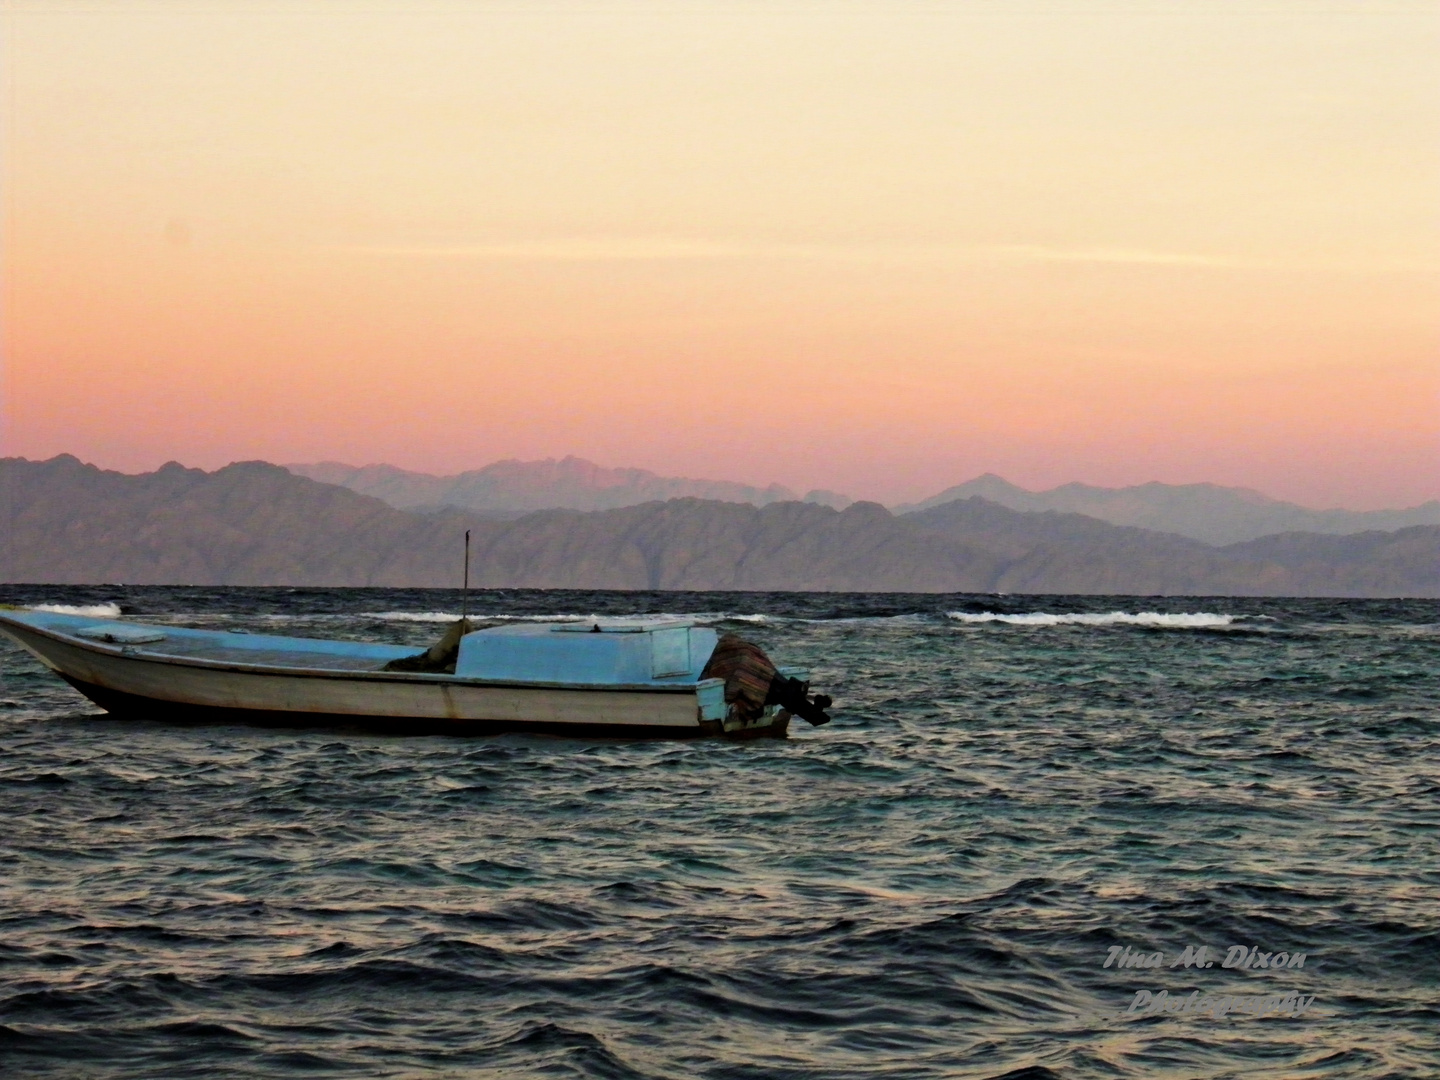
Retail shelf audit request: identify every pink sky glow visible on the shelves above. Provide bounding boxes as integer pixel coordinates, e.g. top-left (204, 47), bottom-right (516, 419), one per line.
top-left (4, 2), bottom-right (1437, 510)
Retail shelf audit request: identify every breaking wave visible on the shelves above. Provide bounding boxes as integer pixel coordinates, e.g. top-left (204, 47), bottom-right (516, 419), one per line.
top-left (947, 610), bottom-right (1241, 628)
top-left (29, 603), bottom-right (123, 618)
top-left (350, 610), bottom-right (921, 629)
top-left (358, 611), bottom-right (475, 623)
top-left (357, 611), bottom-right (722, 625)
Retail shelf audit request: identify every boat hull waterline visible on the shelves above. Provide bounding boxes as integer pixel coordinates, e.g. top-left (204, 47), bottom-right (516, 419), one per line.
top-left (0, 613), bottom-right (793, 739)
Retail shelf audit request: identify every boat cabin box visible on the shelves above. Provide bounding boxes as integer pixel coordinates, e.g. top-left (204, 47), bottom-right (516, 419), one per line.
top-left (455, 622), bottom-right (719, 687)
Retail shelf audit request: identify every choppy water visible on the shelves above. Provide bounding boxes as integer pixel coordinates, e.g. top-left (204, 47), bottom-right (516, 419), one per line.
top-left (1, 586), bottom-right (1437, 1079)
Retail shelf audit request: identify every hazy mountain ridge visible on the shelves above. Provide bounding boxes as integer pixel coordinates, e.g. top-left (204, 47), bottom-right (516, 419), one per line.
top-left (900, 473), bottom-right (1440, 545)
top-left (1, 456), bottom-right (469, 587)
top-left (3, 456), bottom-right (1434, 595)
top-left (288, 458), bottom-right (1437, 545)
top-left (287, 458), bottom-right (855, 516)
top-left (905, 498), bottom-right (1281, 596)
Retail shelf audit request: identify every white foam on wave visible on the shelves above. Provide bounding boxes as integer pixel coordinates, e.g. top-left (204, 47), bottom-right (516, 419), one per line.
top-left (30, 603), bottom-right (123, 618)
top-left (356, 611), bottom-right (735, 625)
top-left (822, 613), bottom-right (932, 627)
top-left (357, 611), bottom-right (471, 623)
top-left (947, 611), bottom-right (1240, 629)
top-left (356, 610), bottom-right (930, 628)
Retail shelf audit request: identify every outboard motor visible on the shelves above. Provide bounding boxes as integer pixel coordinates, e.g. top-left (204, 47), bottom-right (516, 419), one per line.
top-left (765, 672), bottom-right (833, 726)
top-left (701, 633), bottom-right (833, 726)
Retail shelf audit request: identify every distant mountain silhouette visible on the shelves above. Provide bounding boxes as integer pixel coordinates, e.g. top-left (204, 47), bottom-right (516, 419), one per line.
top-left (904, 497), bottom-right (1436, 597)
top-left (286, 457), bottom-right (854, 516)
top-left (898, 474), bottom-right (1440, 545)
top-left (3, 456), bottom-right (1433, 596)
top-left (289, 459), bottom-right (1438, 545)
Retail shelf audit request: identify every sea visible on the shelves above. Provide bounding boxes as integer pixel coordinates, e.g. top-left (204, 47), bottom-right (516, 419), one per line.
top-left (1, 586), bottom-right (1436, 1080)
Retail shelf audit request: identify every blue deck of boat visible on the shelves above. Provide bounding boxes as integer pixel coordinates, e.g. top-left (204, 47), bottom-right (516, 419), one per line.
top-left (8, 610), bottom-right (411, 670)
top-left (3, 611), bottom-right (721, 687)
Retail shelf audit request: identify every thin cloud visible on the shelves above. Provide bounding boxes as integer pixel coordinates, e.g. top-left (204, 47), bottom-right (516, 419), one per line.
top-left (335, 239), bottom-right (791, 261)
top-left (978, 244), bottom-right (1236, 267)
top-left (334, 238), bottom-right (1237, 265)
top-left (330, 238), bottom-right (1429, 273)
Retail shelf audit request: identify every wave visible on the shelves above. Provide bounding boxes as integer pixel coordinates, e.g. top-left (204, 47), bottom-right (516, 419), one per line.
top-left (350, 610), bottom-right (927, 630)
top-left (356, 611), bottom-right (731, 625)
top-left (357, 611), bottom-right (475, 623)
top-left (16, 604), bottom-right (1245, 633)
top-left (356, 610), bottom-right (933, 628)
top-left (29, 603), bottom-right (123, 618)
top-left (946, 610), bottom-right (1241, 629)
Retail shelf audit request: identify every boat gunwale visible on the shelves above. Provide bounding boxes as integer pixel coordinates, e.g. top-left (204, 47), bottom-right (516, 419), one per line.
top-left (0, 615), bottom-right (711, 695)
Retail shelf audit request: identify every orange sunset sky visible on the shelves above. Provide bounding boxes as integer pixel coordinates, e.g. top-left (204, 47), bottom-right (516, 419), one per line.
top-left (3, 0), bottom-right (1436, 509)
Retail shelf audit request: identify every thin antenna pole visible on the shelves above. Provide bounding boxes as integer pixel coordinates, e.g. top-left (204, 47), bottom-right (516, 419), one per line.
top-left (461, 529), bottom-right (471, 625)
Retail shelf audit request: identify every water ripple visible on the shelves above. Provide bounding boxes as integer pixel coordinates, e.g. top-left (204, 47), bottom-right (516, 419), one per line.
top-left (1, 587), bottom-right (1437, 1078)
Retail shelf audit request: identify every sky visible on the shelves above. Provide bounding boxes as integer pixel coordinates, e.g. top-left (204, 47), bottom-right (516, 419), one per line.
top-left (3, 0), bottom-right (1437, 510)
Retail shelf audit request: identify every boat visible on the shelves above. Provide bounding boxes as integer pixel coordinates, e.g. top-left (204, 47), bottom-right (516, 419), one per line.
top-left (0, 608), bottom-right (833, 739)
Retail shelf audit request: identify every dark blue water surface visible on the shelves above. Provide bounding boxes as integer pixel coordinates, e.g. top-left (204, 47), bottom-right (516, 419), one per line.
top-left (1, 587), bottom-right (1437, 1079)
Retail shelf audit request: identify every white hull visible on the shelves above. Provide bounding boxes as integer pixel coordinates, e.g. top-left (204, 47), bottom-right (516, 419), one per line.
top-left (1, 618), bottom-right (787, 739)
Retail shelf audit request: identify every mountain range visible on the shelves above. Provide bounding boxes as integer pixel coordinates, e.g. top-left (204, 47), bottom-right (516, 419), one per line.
top-left (286, 458), bottom-right (1439, 545)
top-left (287, 458), bottom-right (854, 516)
top-left (897, 474), bottom-right (1440, 546)
top-left (3, 455), bottom-right (1434, 596)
